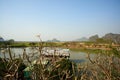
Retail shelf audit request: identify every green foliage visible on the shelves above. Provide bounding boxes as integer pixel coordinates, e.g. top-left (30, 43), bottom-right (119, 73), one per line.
top-left (111, 48), bottom-right (120, 58)
top-left (29, 42), bottom-right (37, 47)
top-left (96, 38), bottom-right (108, 43)
top-left (56, 59), bottom-right (74, 74)
top-left (48, 59), bottom-right (76, 80)
top-left (11, 42), bottom-right (29, 47)
top-left (29, 59), bottom-right (76, 80)
top-left (18, 62), bottom-right (26, 72)
top-left (0, 58), bottom-right (7, 77)
top-left (0, 58), bottom-right (26, 79)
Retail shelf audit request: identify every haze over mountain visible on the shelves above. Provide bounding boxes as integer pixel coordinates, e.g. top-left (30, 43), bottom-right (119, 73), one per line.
top-left (74, 37), bottom-right (88, 42)
top-left (88, 33), bottom-right (120, 43)
top-left (0, 36), bottom-right (4, 42)
top-left (46, 38), bottom-right (60, 42)
top-left (1, 33), bottom-right (120, 43)
top-left (89, 35), bottom-right (99, 41)
top-left (102, 33), bottom-right (120, 43)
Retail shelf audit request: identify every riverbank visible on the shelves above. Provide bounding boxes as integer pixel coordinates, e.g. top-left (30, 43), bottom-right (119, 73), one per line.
top-left (0, 41), bottom-right (120, 54)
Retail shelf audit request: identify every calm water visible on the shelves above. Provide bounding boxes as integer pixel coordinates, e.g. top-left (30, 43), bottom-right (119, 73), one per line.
top-left (70, 51), bottom-right (95, 63)
top-left (0, 47), bottom-right (95, 63)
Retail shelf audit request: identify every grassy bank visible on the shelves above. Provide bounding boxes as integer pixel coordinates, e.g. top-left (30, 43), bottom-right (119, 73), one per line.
top-left (70, 48), bottom-right (103, 53)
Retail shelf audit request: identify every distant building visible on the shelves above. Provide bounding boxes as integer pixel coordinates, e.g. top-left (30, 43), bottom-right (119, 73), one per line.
top-left (0, 36), bottom-right (4, 41)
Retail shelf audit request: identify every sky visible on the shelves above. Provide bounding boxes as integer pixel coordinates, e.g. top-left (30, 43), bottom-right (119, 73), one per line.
top-left (0, 0), bottom-right (120, 41)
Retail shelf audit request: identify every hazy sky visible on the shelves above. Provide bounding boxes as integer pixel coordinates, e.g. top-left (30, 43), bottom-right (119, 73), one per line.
top-left (0, 0), bottom-right (120, 41)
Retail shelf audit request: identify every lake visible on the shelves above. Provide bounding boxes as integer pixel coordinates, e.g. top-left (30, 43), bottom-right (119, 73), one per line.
top-left (0, 47), bottom-right (95, 63)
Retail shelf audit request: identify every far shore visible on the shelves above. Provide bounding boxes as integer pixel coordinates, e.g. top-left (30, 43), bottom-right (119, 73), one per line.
top-left (0, 41), bottom-right (120, 54)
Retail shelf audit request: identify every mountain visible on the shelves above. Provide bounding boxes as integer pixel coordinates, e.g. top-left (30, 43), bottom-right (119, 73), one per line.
top-left (89, 35), bottom-right (99, 41)
top-left (46, 38), bottom-right (60, 42)
top-left (75, 37), bottom-right (88, 42)
top-left (102, 33), bottom-right (120, 43)
top-left (88, 33), bottom-right (120, 43)
top-left (0, 36), bottom-right (4, 42)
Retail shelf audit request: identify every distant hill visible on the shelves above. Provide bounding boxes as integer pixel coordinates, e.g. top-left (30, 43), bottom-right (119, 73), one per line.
top-left (74, 37), bottom-right (88, 42)
top-left (0, 36), bottom-right (4, 41)
top-left (89, 35), bottom-right (99, 41)
top-left (88, 33), bottom-right (120, 43)
top-left (46, 38), bottom-right (60, 42)
top-left (102, 33), bottom-right (120, 43)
